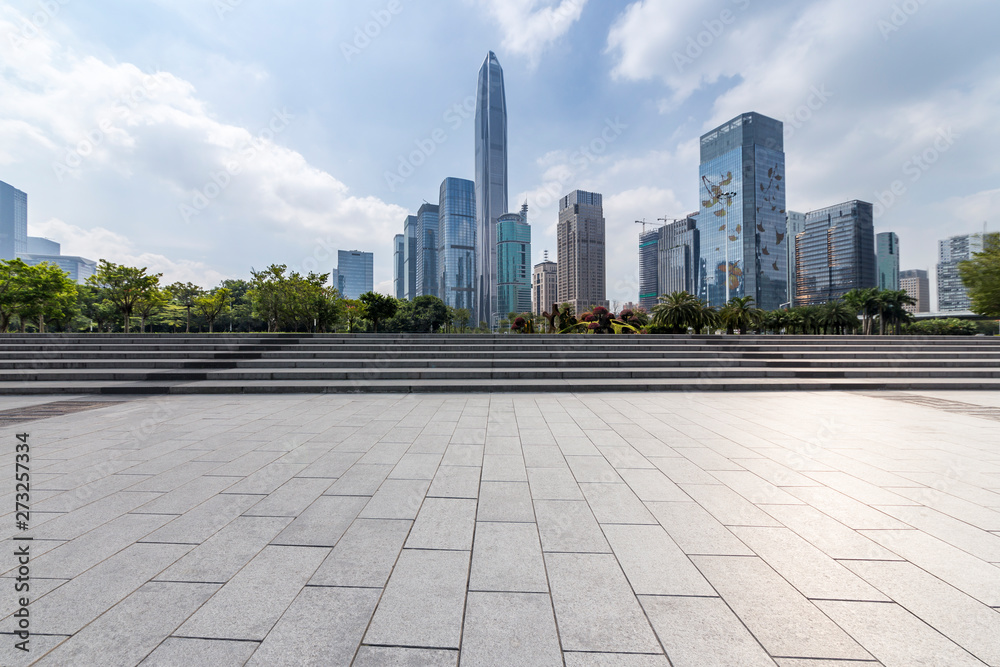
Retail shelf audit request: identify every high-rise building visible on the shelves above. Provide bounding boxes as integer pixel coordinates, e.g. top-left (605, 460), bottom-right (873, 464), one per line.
top-left (474, 51), bottom-right (508, 328)
top-left (19, 255), bottom-right (97, 284)
top-left (937, 233), bottom-right (983, 312)
top-left (438, 177), bottom-right (476, 313)
top-left (0, 180), bottom-right (28, 260)
top-left (497, 203), bottom-right (531, 317)
top-left (557, 190), bottom-right (607, 316)
top-left (786, 211), bottom-right (806, 306)
top-left (331, 268), bottom-right (343, 294)
top-left (417, 203), bottom-right (440, 298)
top-left (876, 232), bottom-right (900, 291)
top-left (794, 200), bottom-right (876, 306)
top-left (403, 215), bottom-right (418, 300)
top-left (336, 250), bottom-right (373, 299)
top-left (900, 269), bottom-right (930, 313)
top-left (638, 228), bottom-right (660, 310)
top-left (658, 215), bottom-right (699, 299)
top-left (697, 112), bottom-right (787, 310)
top-left (27, 236), bottom-right (60, 255)
top-left (532, 253), bottom-right (557, 317)
top-left (393, 234), bottom-right (405, 300)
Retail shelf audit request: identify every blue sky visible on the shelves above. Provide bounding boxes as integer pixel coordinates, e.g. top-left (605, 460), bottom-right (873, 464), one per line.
top-left (2, 0), bottom-right (999, 303)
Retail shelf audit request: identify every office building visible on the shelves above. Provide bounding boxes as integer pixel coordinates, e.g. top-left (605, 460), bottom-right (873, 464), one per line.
top-left (794, 200), bottom-right (876, 306)
top-left (937, 233), bottom-right (983, 312)
top-left (533, 254), bottom-right (557, 317)
top-left (497, 203), bottom-right (531, 317)
top-left (899, 269), bottom-right (930, 313)
top-left (417, 203), bottom-right (440, 298)
top-left (27, 236), bottom-right (60, 255)
top-left (786, 211), bottom-right (806, 305)
top-left (0, 180), bottom-right (28, 260)
top-left (658, 215), bottom-right (699, 299)
top-left (638, 228), bottom-right (660, 310)
top-left (336, 250), bottom-right (373, 299)
top-left (697, 112), bottom-right (787, 310)
top-left (474, 51), bottom-right (508, 328)
top-left (403, 215), bottom-right (418, 300)
top-left (438, 177), bottom-right (476, 312)
top-left (557, 190), bottom-right (608, 315)
top-left (877, 232), bottom-right (900, 291)
top-left (393, 234), bottom-right (405, 299)
top-left (19, 254), bottom-right (97, 284)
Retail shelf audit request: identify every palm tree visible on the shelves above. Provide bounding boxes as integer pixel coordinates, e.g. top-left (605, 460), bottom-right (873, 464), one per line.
top-left (820, 300), bottom-right (857, 335)
top-left (718, 296), bottom-right (763, 335)
top-left (881, 290), bottom-right (917, 335)
top-left (652, 291), bottom-right (703, 334)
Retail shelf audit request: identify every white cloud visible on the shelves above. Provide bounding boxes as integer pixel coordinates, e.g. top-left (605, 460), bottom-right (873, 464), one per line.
top-left (480, 0), bottom-right (588, 65)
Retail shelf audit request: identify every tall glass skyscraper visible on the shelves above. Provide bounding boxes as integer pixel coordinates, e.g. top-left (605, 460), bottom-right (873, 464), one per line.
top-left (403, 215), bottom-right (418, 301)
top-left (417, 202), bottom-right (440, 298)
top-left (638, 228), bottom-right (660, 310)
top-left (497, 204), bottom-right (531, 317)
top-left (794, 201), bottom-right (876, 306)
top-left (697, 112), bottom-right (787, 310)
top-left (876, 232), bottom-right (900, 291)
top-left (937, 233), bottom-right (982, 312)
top-left (438, 177), bottom-right (477, 312)
top-left (336, 250), bottom-right (373, 299)
top-left (785, 211), bottom-right (806, 305)
top-left (393, 234), bottom-right (405, 299)
top-left (475, 51), bottom-right (508, 328)
top-left (0, 180), bottom-right (28, 260)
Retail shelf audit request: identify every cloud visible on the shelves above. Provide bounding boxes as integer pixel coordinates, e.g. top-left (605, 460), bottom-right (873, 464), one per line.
top-left (479, 0), bottom-right (588, 65)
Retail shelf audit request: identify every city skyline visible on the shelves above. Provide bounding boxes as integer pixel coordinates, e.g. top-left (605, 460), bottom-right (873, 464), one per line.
top-left (1, 1), bottom-right (998, 307)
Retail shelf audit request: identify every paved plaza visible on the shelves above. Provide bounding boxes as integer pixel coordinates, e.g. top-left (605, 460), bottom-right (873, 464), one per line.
top-left (1, 390), bottom-right (999, 666)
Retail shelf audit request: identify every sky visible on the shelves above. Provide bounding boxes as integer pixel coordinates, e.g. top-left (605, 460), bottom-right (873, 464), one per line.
top-left (2, 0), bottom-right (999, 304)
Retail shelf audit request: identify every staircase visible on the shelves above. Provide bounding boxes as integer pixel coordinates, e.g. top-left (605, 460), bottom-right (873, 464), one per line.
top-left (2, 333), bottom-right (999, 394)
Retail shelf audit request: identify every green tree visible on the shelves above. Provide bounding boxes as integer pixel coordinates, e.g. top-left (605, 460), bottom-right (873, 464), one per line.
top-left (87, 260), bottom-right (162, 334)
top-left (0, 259), bottom-right (33, 332)
top-left (15, 262), bottom-right (78, 332)
top-left (135, 287), bottom-right (169, 333)
top-left (194, 287), bottom-right (232, 333)
top-left (959, 232), bottom-right (1000, 318)
top-left (165, 282), bottom-right (204, 333)
top-left (359, 291), bottom-right (398, 333)
top-left (343, 299), bottom-right (366, 333)
top-left (651, 291), bottom-right (704, 334)
top-left (718, 296), bottom-right (762, 335)
top-left (819, 300), bottom-right (858, 335)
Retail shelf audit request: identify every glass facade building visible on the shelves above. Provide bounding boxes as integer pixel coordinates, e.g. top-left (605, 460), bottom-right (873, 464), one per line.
top-left (785, 211), bottom-right (806, 306)
top-left (900, 269), bottom-right (929, 313)
top-left (876, 232), bottom-right (900, 291)
top-left (27, 236), bottom-right (60, 255)
top-left (475, 51), bottom-right (508, 328)
top-left (794, 201), bottom-right (876, 306)
top-left (417, 203), bottom-right (440, 298)
top-left (393, 234), bottom-right (405, 300)
top-left (438, 177), bottom-right (477, 312)
top-left (937, 233), bottom-right (982, 312)
top-left (19, 255), bottom-right (96, 284)
top-left (497, 205), bottom-right (531, 316)
top-left (336, 250), bottom-right (373, 300)
top-left (658, 216), bottom-right (699, 300)
top-left (403, 215), bottom-right (418, 301)
top-left (0, 180), bottom-right (28, 260)
top-left (638, 229), bottom-right (660, 310)
top-left (697, 112), bottom-right (787, 310)
top-left (557, 190), bottom-right (607, 315)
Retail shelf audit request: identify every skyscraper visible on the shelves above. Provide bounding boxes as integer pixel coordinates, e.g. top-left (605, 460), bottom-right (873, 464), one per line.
top-left (403, 215), bottom-right (418, 301)
top-left (417, 202), bottom-right (440, 298)
top-left (937, 233), bottom-right (982, 312)
top-left (557, 190), bottom-right (607, 316)
top-left (697, 112), bottom-right (787, 310)
top-left (657, 216), bottom-right (699, 300)
top-left (497, 204), bottom-right (531, 317)
top-left (0, 180), bottom-right (28, 260)
top-left (533, 254), bottom-right (557, 317)
top-left (336, 250), bottom-right (373, 299)
top-left (638, 228), bottom-right (660, 310)
top-left (474, 51), bottom-right (508, 328)
top-left (393, 234), bottom-right (405, 300)
top-left (786, 211), bottom-right (806, 305)
top-left (900, 269), bottom-right (929, 313)
top-left (794, 200), bottom-right (876, 306)
top-left (438, 177), bottom-right (476, 313)
top-left (876, 232), bottom-right (900, 291)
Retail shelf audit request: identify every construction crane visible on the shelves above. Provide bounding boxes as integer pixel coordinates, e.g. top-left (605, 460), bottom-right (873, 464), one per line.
top-left (634, 219), bottom-right (653, 233)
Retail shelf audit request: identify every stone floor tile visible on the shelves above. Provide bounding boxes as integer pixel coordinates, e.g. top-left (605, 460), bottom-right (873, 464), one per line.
top-left (545, 552), bottom-right (661, 653)
top-left (427, 465), bottom-right (481, 499)
top-left (710, 470), bottom-right (804, 505)
top-left (353, 646), bottom-right (458, 666)
top-left (528, 467), bottom-right (584, 500)
top-left (648, 457), bottom-right (718, 484)
top-left (760, 504), bottom-right (900, 560)
top-left (358, 478), bottom-right (430, 520)
top-left (676, 447), bottom-right (745, 471)
top-left (176, 545), bottom-right (328, 641)
top-left (805, 471), bottom-right (920, 506)
top-left (874, 504), bottom-right (1000, 562)
top-left (773, 660), bottom-right (881, 666)
top-left (692, 555), bottom-right (873, 660)
top-left (534, 499), bottom-right (611, 553)
top-left (406, 497), bottom-right (477, 550)
top-left (308, 518), bottom-right (411, 587)
top-left (246, 586), bottom-right (380, 666)
top-left (646, 501), bottom-right (754, 555)
top-left (784, 487), bottom-right (911, 530)
top-left (157, 516), bottom-right (291, 583)
top-left (522, 445), bottom-right (566, 468)
top-left (679, 483), bottom-right (782, 527)
top-left (323, 463), bottom-right (393, 496)
top-left (31, 491), bottom-right (163, 541)
top-left (477, 481), bottom-right (534, 522)
top-left (640, 595), bottom-right (775, 667)
top-left (138, 638), bottom-right (258, 666)
top-left (363, 549), bottom-right (470, 649)
top-left (273, 495), bottom-right (368, 546)
top-left (816, 600), bottom-right (986, 667)
top-left (242, 477), bottom-right (332, 517)
top-left (0, 635), bottom-right (70, 667)
top-left (481, 454), bottom-right (528, 482)
top-left (733, 457), bottom-right (820, 487)
top-left (562, 654), bottom-right (671, 667)
top-left (389, 452), bottom-right (443, 480)
top-left (617, 468), bottom-right (688, 502)
top-left (34, 582), bottom-right (219, 667)
top-left (460, 592), bottom-right (562, 666)
top-left (730, 526), bottom-right (889, 601)
top-left (599, 446), bottom-right (655, 470)
top-left (295, 451), bottom-right (362, 478)
top-left (603, 524), bottom-right (714, 596)
top-left (469, 522), bottom-right (549, 593)
top-left (142, 492), bottom-right (261, 544)
top-left (566, 455), bottom-right (622, 483)
top-left (580, 483), bottom-right (657, 524)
